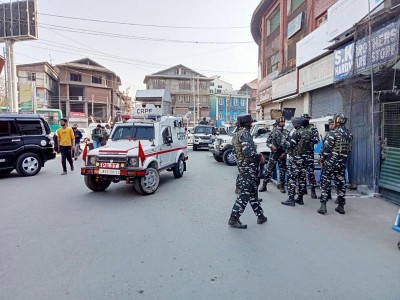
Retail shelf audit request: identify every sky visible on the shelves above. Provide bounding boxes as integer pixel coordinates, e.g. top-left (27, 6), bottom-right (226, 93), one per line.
top-left (6, 0), bottom-right (261, 95)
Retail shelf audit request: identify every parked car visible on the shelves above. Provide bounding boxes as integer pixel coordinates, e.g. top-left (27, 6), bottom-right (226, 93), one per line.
top-left (0, 113), bottom-right (56, 176)
top-left (192, 125), bottom-right (216, 151)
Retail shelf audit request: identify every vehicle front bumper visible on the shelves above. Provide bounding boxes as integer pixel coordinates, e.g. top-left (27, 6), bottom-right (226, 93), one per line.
top-left (81, 166), bottom-right (146, 179)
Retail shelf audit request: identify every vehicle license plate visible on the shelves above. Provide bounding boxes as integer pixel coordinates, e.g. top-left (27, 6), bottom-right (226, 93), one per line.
top-left (99, 169), bottom-right (120, 175)
top-left (99, 162), bottom-right (120, 168)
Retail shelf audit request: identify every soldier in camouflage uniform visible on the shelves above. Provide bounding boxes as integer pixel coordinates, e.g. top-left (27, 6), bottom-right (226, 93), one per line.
top-left (302, 114), bottom-right (320, 199)
top-left (317, 113), bottom-right (353, 215)
top-left (259, 116), bottom-right (288, 193)
top-left (281, 116), bottom-right (312, 207)
top-left (318, 118), bottom-right (335, 201)
top-left (229, 115), bottom-right (268, 229)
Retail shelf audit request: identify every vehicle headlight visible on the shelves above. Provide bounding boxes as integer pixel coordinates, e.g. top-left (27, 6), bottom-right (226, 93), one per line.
top-left (194, 135), bottom-right (200, 139)
top-left (128, 157), bottom-right (139, 167)
top-left (89, 156), bottom-right (97, 165)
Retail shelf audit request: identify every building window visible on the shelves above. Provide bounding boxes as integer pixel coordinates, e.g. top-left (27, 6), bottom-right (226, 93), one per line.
top-left (267, 52), bottom-right (280, 74)
top-left (233, 113), bottom-right (238, 121)
top-left (217, 85), bottom-right (222, 88)
top-left (316, 13), bottom-right (327, 27)
top-left (218, 97), bottom-right (224, 105)
top-left (217, 89), bottom-right (222, 94)
top-left (287, 0), bottom-right (304, 15)
top-left (267, 7), bottom-right (280, 35)
top-left (210, 82), bottom-right (214, 87)
top-left (218, 113), bottom-right (224, 120)
top-left (233, 99), bottom-right (238, 106)
top-left (174, 68), bottom-right (179, 75)
top-left (153, 79), bottom-right (165, 88)
top-left (210, 89), bottom-right (213, 94)
top-left (241, 99), bottom-right (245, 106)
top-left (28, 72), bottom-right (36, 81)
top-left (179, 80), bottom-right (191, 90)
top-left (287, 32), bottom-right (302, 67)
top-left (92, 76), bottom-right (102, 84)
top-left (70, 73), bottom-right (82, 82)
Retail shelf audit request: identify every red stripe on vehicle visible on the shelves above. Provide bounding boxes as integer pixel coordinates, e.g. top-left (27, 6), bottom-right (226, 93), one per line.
top-left (146, 147), bottom-right (187, 157)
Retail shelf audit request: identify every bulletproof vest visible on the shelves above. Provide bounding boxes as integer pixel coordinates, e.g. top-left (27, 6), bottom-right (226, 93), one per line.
top-left (332, 127), bottom-right (352, 154)
top-left (233, 128), bottom-right (245, 161)
top-left (289, 128), bottom-right (312, 155)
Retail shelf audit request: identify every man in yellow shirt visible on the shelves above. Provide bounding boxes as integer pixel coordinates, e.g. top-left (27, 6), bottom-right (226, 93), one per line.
top-left (57, 118), bottom-right (75, 175)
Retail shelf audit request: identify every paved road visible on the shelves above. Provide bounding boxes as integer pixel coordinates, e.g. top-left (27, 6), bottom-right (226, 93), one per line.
top-left (1, 149), bottom-right (399, 299)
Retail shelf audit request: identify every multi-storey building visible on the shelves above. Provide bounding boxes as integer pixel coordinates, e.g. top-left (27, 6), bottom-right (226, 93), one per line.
top-left (16, 62), bottom-right (59, 109)
top-left (209, 75), bottom-right (234, 94)
top-left (56, 58), bottom-right (122, 121)
top-left (251, 0), bottom-right (338, 119)
top-left (210, 92), bottom-right (249, 126)
top-left (143, 64), bottom-right (212, 124)
top-left (239, 79), bottom-right (258, 120)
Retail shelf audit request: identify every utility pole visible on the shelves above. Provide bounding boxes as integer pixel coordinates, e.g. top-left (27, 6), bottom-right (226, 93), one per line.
top-left (197, 75), bottom-right (200, 124)
top-left (192, 75), bottom-right (196, 127)
top-left (5, 40), bottom-right (18, 112)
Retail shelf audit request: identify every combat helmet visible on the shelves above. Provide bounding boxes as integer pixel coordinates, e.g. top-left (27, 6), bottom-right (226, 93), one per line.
top-left (237, 114), bottom-right (253, 125)
top-left (334, 113), bottom-right (347, 125)
top-left (291, 116), bottom-right (305, 128)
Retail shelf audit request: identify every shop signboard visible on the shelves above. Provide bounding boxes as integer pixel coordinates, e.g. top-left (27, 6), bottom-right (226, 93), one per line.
top-left (272, 71), bottom-right (298, 99)
top-left (328, 0), bottom-right (384, 41)
top-left (355, 20), bottom-right (400, 73)
top-left (19, 83), bottom-right (32, 109)
top-left (259, 87), bottom-right (272, 104)
top-left (299, 54), bottom-right (334, 93)
top-left (287, 12), bottom-right (303, 39)
top-left (333, 42), bottom-right (354, 82)
top-left (297, 23), bottom-right (333, 67)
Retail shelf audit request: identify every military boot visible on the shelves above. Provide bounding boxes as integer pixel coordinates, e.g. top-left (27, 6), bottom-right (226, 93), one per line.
top-left (280, 184), bottom-right (286, 194)
top-left (335, 204), bottom-right (345, 215)
top-left (228, 216), bottom-right (247, 229)
top-left (235, 187), bottom-right (241, 194)
top-left (257, 214), bottom-right (268, 224)
top-left (258, 198), bottom-right (263, 203)
top-left (259, 182), bottom-right (267, 192)
top-left (281, 197), bottom-right (296, 207)
top-left (310, 188), bottom-right (317, 199)
top-left (295, 195), bottom-right (304, 205)
top-left (317, 203), bottom-right (327, 215)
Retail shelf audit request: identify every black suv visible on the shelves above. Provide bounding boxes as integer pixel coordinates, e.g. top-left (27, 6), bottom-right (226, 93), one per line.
top-left (0, 114), bottom-right (56, 176)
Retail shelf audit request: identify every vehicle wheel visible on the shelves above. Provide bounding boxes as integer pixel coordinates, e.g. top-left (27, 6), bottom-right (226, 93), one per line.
top-left (213, 154), bottom-right (223, 162)
top-left (223, 148), bottom-right (237, 166)
top-left (0, 168), bottom-right (13, 175)
top-left (173, 156), bottom-right (185, 178)
top-left (134, 167), bottom-right (160, 195)
top-left (398, 241), bottom-right (400, 250)
top-left (16, 153), bottom-right (42, 176)
top-left (193, 145), bottom-right (198, 151)
top-left (84, 175), bottom-right (111, 192)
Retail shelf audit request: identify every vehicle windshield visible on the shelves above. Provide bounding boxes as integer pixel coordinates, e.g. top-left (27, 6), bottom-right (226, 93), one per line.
top-left (111, 125), bottom-right (154, 140)
top-left (194, 126), bottom-right (212, 134)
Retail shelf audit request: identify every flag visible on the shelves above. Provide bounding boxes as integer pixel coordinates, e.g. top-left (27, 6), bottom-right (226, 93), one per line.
top-left (82, 142), bottom-right (88, 163)
top-left (138, 141), bottom-right (146, 164)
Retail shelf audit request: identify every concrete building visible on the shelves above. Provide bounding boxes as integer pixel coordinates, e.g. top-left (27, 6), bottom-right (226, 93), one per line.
top-left (251, 0), bottom-right (338, 120)
top-left (56, 58), bottom-right (122, 121)
top-left (239, 79), bottom-right (258, 120)
top-left (209, 75), bottom-right (234, 94)
top-left (143, 64), bottom-right (212, 125)
top-left (16, 62), bottom-right (59, 109)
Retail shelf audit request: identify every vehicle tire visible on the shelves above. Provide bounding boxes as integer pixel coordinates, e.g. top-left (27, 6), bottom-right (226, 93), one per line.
top-left (222, 148), bottom-right (237, 166)
top-left (0, 168), bottom-right (13, 175)
top-left (398, 241), bottom-right (400, 250)
top-left (173, 156), bottom-right (185, 178)
top-left (84, 175), bottom-right (111, 192)
top-left (213, 154), bottom-right (223, 162)
top-left (193, 145), bottom-right (198, 151)
top-left (134, 167), bottom-right (160, 195)
top-left (16, 153), bottom-right (42, 176)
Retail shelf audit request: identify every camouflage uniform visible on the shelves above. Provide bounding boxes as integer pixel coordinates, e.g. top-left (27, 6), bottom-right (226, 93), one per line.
top-left (281, 117), bottom-right (312, 206)
top-left (303, 124), bottom-right (320, 197)
top-left (231, 128), bottom-right (264, 219)
top-left (232, 127), bottom-right (243, 193)
top-left (259, 124), bottom-right (289, 192)
top-left (319, 123), bottom-right (352, 214)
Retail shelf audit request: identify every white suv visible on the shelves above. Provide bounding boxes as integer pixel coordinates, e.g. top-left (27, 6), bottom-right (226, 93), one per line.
top-left (81, 116), bottom-right (188, 195)
top-left (192, 125), bottom-right (216, 151)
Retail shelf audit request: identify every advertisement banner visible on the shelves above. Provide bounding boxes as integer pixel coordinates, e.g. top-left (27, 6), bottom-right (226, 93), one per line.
top-left (333, 42), bottom-right (354, 82)
top-left (36, 87), bottom-right (46, 106)
top-left (287, 12), bottom-right (303, 38)
top-left (272, 71), bottom-right (298, 99)
top-left (355, 20), bottom-right (400, 73)
top-left (19, 83), bottom-right (32, 109)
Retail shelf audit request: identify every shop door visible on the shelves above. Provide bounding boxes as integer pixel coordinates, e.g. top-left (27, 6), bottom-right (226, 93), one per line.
top-left (379, 101), bottom-right (400, 205)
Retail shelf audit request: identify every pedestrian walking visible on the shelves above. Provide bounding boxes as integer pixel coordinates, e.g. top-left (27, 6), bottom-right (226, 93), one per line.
top-left (57, 118), bottom-right (75, 175)
top-left (281, 116), bottom-right (311, 207)
top-left (91, 124), bottom-right (103, 149)
top-left (259, 116), bottom-right (288, 193)
top-left (72, 124), bottom-right (83, 160)
top-left (229, 114), bottom-right (267, 229)
top-left (302, 113), bottom-right (320, 199)
top-left (317, 113), bottom-right (353, 215)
